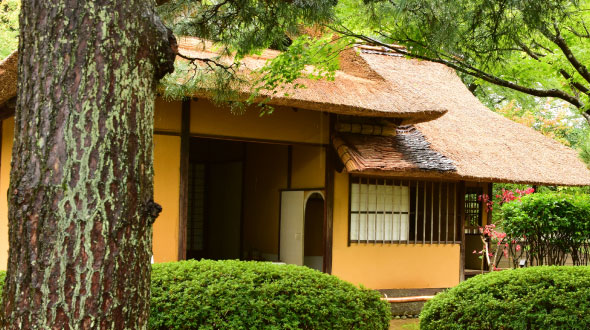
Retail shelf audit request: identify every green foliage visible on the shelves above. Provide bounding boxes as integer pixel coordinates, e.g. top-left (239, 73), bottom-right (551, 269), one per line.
top-left (0, 0), bottom-right (19, 58)
top-left (0, 270), bottom-right (4, 324)
top-left (160, 34), bottom-right (347, 115)
top-left (420, 266), bottom-right (590, 330)
top-left (157, 0), bottom-right (341, 109)
top-left (249, 34), bottom-right (348, 114)
top-left (158, 0), bottom-right (336, 58)
top-left (491, 184), bottom-right (590, 224)
top-left (501, 192), bottom-right (590, 265)
top-left (149, 259), bottom-right (391, 330)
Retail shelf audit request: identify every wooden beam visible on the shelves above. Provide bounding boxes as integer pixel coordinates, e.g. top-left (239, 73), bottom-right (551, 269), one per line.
top-left (0, 97), bottom-right (16, 121)
top-left (458, 181), bottom-right (466, 282)
top-left (177, 99), bottom-right (190, 261)
top-left (323, 114), bottom-right (335, 274)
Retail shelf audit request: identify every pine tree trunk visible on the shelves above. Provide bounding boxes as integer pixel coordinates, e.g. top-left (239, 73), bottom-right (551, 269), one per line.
top-left (2, 0), bottom-right (175, 328)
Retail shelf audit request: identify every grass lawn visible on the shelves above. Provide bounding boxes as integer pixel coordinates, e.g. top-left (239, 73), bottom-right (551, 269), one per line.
top-left (390, 318), bottom-right (419, 330)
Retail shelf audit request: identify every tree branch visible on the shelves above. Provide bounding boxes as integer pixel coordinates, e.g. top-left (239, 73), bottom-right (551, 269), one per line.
top-left (559, 69), bottom-right (590, 96)
top-left (176, 52), bottom-right (238, 74)
top-left (517, 41), bottom-right (543, 61)
top-left (546, 23), bottom-right (590, 84)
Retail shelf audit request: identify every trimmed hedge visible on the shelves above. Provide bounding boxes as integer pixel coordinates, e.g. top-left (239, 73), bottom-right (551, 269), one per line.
top-left (420, 266), bottom-right (590, 330)
top-left (0, 261), bottom-right (390, 329)
top-left (150, 259), bottom-right (391, 329)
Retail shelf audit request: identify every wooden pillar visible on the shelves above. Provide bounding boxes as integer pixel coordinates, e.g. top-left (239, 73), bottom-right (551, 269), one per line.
top-left (458, 181), bottom-right (466, 282)
top-left (323, 114), bottom-right (335, 274)
top-left (177, 98), bottom-right (190, 260)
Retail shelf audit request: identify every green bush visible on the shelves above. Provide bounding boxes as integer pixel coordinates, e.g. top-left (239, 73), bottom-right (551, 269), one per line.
top-left (420, 266), bottom-right (590, 330)
top-left (150, 259), bottom-right (391, 329)
top-left (502, 193), bottom-right (590, 265)
top-left (0, 261), bottom-right (390, 329)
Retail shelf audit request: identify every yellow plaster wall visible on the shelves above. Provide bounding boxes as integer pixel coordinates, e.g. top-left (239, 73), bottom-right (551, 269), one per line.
top-left (331, 171), bottom-right (461, 289)
top-left (291, 145), bottom-right (325, 189)
top-left (0, 118), bottom-right (14, 270)
top-left (189, 99), bottom-right (329, 145)
top-left (152, 134), bottom-right (181, 263)
top-left (154, 98), bottom-right (182, 133)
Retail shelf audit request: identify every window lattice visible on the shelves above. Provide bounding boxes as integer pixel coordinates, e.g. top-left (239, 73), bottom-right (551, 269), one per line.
top-left (349, 177), bottom-right (460, 245)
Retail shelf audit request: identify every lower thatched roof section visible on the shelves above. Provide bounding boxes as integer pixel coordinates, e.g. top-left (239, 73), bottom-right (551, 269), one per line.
top-left (333, 128), bottom-right (456, 174)
top-left (0, 51), bottom-right (17, 108)
top-left (358, 54), bottom-right (590, 186)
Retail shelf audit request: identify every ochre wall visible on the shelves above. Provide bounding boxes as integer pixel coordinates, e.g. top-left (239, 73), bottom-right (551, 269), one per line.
top-left (0, 118), bottom-right (14, 270)
top-left (154, 98), bottom-right (182, 133)
top-left (152, 134), bottom-right (181, 263)
top-left (291, 145), bottom-right (325, 189)
top-left (189, 99), bottom-right (329, 145)
top-left (331, 170), bottom-right (461, 289)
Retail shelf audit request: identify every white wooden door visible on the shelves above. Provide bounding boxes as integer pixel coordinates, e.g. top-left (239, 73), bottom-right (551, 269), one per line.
top-left (279, 191), bottom-right (305, 265)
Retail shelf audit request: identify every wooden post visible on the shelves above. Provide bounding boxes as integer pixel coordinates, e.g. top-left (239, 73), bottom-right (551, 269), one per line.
top-left (323, 114), bottom-right (335, 274)
top-left (178, 98), bottom-right (191, 261)
top-left (458, 181), bottom-right (466, 282)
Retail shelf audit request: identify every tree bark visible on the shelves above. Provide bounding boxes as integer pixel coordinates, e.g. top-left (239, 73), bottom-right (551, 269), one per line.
top-left (2, 0), bottom-right (175, 328)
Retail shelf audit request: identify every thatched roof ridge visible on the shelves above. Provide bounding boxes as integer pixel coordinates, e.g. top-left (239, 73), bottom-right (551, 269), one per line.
top-left (357, 53), bottom-right (590, 186)
top-left (0, 51), bottom-right (17, 108)
top-left (176, 37), bottom-right (447, 124)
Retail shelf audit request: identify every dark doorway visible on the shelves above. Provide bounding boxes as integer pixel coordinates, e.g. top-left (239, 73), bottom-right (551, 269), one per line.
top-left (186, 138), bottom-right (244, 260)
top-left (304, 192), bottom-right (325, 271)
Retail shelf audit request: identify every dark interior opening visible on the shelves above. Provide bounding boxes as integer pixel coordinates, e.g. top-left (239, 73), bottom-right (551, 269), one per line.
top-left (304, 193), bottom-right (325, 271)
top-left (186, 137), bottom-right (244, 260)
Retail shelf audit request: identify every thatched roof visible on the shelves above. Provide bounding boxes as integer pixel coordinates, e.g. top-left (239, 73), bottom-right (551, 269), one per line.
top-left (176, 38), bottom-right (447, 124)
top-left (345, 54), bottom-right (590, 186)
top-left (0, 51), bottom-right (17, 108)
top-left (1, 40), bottom-right (589, 186)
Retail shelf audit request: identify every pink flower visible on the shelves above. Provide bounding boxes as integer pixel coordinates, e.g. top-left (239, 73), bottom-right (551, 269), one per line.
top-left (516, 245), bottom-right (521, 251)
top-left (503, 249), bottom-right (508, 258)
top-left (473, 250), bottom-right (477, 254)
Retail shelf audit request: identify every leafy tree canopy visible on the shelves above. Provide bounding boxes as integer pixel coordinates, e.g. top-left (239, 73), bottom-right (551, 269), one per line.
top-left (0, 0), bottom-right (19, 58)
top-left (157, 0), bottom-right (343, 112)
top-left (333, 0), bottom-right (590, 125)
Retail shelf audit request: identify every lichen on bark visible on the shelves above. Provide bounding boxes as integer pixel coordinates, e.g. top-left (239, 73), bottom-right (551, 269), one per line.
top-left (1, 0), bottom-right (175, 328)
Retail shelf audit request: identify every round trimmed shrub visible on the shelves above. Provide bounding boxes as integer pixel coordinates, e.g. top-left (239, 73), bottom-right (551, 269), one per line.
top-left (420, 266), bottom-right (590, 330)
top-left (150, 259), bottom-right (391, 329)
